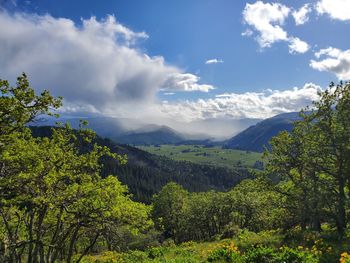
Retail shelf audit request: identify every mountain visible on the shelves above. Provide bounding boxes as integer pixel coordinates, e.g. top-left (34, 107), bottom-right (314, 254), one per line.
top-left (32, 117), bottom-right (214, 145)
top-left (30, 126), bottom-right (253, 203)
top-left (115, 125), bottom-right (186, 145)
top-left (31, 115), bottom-right (262, 145)
top-left (178, 117), bottom-right (262, 140)
top-left (224, 112), bottom-right (302, 152)
top-left (31, 116), bottom-right (128, 138)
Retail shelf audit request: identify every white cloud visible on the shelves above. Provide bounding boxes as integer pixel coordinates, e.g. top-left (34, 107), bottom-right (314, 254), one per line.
top-left (160, 83), bottom-right (322, 121)
top-left (316, 0), bottom-right (350, 21)
top-left (205, 58), bottom-right (224, 65)
top-left (0, 12), bottom-right (212, 116)
top-left (162, 73), bottom-right (214, 92)
top-left (288, 37), bottom-right (310, 54)
top-left (242, 1), bottom-right (290, 48)
top-left (241, 29), bottom-right (253, 37)
top-left (292, 4), bottom-right (312, 25)
top-left (242, 1), bottom-right (309, 54)
top-left (310, 47), bottom-right (350, 80)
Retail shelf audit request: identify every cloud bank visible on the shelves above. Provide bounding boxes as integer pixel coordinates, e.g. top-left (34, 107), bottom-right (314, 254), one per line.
top-left (0, 11), bottom-right (213, 114)
top-left (160, 83), bottom-right (322, 121)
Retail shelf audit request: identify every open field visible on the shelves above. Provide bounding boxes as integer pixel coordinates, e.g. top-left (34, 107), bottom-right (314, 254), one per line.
top-left (138, 145), bottom-right (262, 169)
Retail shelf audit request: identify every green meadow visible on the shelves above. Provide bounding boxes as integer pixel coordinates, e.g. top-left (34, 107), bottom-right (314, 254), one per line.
top-left (139, 145), bottom-right (262, 169)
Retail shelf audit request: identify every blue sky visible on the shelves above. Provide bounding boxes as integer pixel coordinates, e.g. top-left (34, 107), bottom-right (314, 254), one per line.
top-left (0, 0), bottom-right (350, 136)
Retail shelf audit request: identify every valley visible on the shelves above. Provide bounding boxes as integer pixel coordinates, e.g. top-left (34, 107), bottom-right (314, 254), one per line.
top-left (2, 0), bottom-right (350, 261)
top-left (138, 144), bottom-right (262, 170)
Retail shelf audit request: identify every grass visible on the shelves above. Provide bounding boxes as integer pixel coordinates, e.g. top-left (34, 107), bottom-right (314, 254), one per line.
top-left (138, 145), bottom-right (262, 169)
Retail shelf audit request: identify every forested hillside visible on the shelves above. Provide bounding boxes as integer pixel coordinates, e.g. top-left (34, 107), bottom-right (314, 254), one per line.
top-left (30, 126), bottom-right (252, 204)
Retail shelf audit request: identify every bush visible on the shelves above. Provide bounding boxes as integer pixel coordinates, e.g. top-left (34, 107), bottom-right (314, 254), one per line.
top-left (243, 246), bottom-right (276, 263)
top-left (241, 246), bottom-right (318, 263)
top-left (276, 247), bottom-right (318, 263)
top-left (207, 240), bottom-right (242, 262)
top-left (236, 230), bottom-right (283, 249)
top-left (147, 247), bottom-right (164, 259)
top-left (78, 251), bottom-right (122, 263)
top-left (120, 250), bottom-right (150, 262)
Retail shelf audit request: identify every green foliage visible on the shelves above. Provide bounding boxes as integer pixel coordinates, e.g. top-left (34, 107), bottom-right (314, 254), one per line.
top-left (243, 246), bottom-right (277, 263)
top-left (236, 230), bottom-right (283, 249)
top-left (78, 251), bottom-right (123, 263)
top-left (0, 73), bottom-right (61, 144)
top-left (147, 247), bottom-right (164, 259)
top-left (152, 179), bottom-right (286, 244)
top-left (207, 240), bottom-right (242, 262)
top-left (227, 179), bottom-right (287, 232)
top-left (0, 74), bottom-right (151, 262)
top-left (119, 250), bottom-right (150, 262)
top-left (265, 81), bottom-right (350, 236)
top-left (205, 241), bottom-right (319, 263)
top-left (152, 183), bottom-right (189, 243)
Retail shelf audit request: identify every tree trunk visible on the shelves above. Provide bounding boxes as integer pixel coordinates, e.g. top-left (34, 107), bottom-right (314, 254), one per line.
top-left (76, 233), bottom-right (100, 263)
top-left (337, 176), bottom-right (346, 238)
top-left (33, 208), bottom-right (47, 263)
top-left (66, 225), bottom-right (80, 263)
top-left (27, 211), bottom-right (34, 263)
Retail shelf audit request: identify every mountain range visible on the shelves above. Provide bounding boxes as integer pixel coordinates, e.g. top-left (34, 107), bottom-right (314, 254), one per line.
top-left (32, 112), bottom-right (302, 151)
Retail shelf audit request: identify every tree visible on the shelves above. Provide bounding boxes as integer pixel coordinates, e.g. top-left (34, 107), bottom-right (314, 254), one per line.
top-left (310, 81), bottom-right (350, 236)
top-left (228, 179), bottom-right (286, 232)
top-left (152, 182), bottom-right (189, 243)
top-left (265, 81), bottom-right (350, 237)
top-left (0, 74), bottom-right (151, 262)
top-left (0, 73), bottom-right (61, 144)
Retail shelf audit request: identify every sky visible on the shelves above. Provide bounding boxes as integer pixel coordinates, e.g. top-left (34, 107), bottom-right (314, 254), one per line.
top-left (0, 0), bottom-right (350, 137)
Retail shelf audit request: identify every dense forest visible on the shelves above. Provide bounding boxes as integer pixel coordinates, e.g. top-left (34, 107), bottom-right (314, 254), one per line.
top-left (29, 126), bottom-right (253, 204)
top-left (1, 74), bottom-right (350, 262)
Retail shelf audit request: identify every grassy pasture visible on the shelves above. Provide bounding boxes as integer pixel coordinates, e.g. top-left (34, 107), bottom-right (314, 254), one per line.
top-left (138, 145), bottom-right (262, 169)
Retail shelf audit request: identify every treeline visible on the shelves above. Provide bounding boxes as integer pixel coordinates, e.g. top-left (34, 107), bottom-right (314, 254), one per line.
top-left (30, 126), bottom-right (253, 204)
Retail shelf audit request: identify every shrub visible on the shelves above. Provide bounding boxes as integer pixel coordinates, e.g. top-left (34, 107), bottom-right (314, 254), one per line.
top-left (147, 247), bottom-right (164, 259)
top-left (237, 230), bottom-right (282, 249)
top-left (276, 246), bottom-right (318, 263)
top-left (120, 250), bottom-right (150, 262)
top-left (207, 240), bottom-right (242, 262)
top-left (243, 246), bottom-right (276, 263)
top-left (78, 251), bottom-right (122, 263)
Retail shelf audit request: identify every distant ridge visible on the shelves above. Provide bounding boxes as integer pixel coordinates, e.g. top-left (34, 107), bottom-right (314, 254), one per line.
top-left (223, 112), bottom-right (302, 152)
top-left (115, 125), bottom-right (186, 145)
